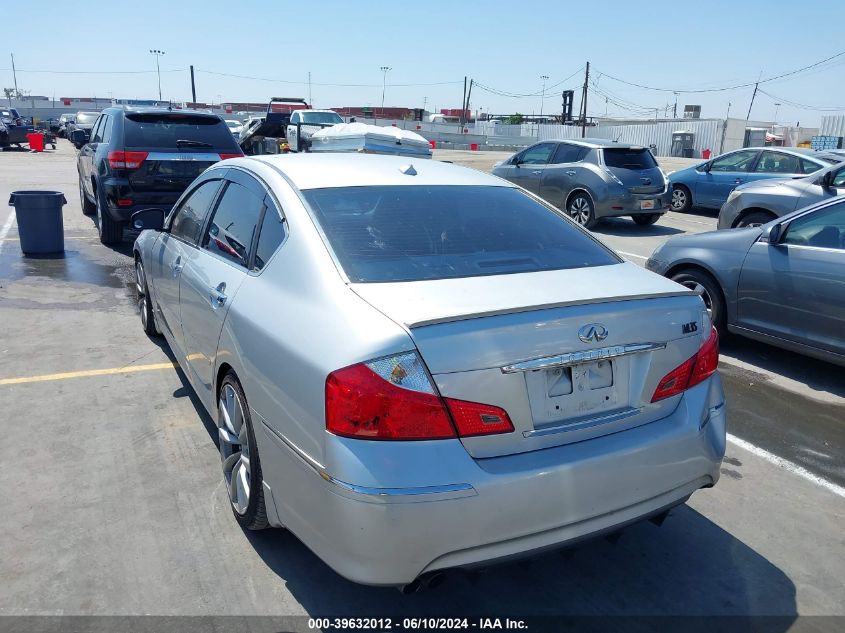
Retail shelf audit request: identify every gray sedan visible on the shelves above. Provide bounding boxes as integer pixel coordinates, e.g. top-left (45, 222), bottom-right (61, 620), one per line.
top-left (493, 139), bottom-right (670, 228)
top-left (648, 197), bottom-right (845, 366)
top-left (132, 154), bottom-right (725, 587)
top-left (718, 160), bottom-right (845, 229)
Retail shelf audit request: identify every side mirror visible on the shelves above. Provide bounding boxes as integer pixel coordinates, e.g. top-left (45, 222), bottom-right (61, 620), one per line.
top-left (70, 129), bottom-right (87, 148)
top-left (131, 208), bottom-right (166, 231)
top-left (513, 155), bottom-right (522, 167)
top-left (699, 161), bottom-right (712, 173)
top-left (819, 171), bottom-right (834, 189)
top-left (762, 223), bottom-right (782, 244)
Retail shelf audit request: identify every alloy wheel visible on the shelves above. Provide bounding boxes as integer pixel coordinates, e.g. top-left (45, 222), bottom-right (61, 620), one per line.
top-left (135, 260), bottom-right (148, 331)
top-left (671, 188), bottom-right (687, 211)
top-left (218, 384), bottom-right (251, 515)
top-left (568, 196), bottom-right (591, 225)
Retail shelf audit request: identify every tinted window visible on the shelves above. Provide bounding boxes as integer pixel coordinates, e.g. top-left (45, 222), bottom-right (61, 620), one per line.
top-left (170, 180), bottom-right (221, 243)
top-left (519, 143), bottom-right (556, 165)
top-left (784, 202), bottom-right (845, 250)
top-left (755, 151), bottom-right (801, 174)
top-left (602, 148), bottom-right (657, 169)
top-left (302, 185), bottom-right (618, 283)
top-left (710, 150), bottom-right (757, 172)
top-left (202, 182), bottom-right (264, 268)
top-left (301, 112), bottom-right (343, 124)
top-left (833, 167), bottom-right (845, 187)
top-left (123, 113), bottom-right (239, 150)
top-left (253, 201), bottom-right (286, 271)
top-left (90, 116), bottom-right (104, 143)
top-left (552, 143), bottom-right (587, 164)
top-left (101, 115), bottom-right (114, 143)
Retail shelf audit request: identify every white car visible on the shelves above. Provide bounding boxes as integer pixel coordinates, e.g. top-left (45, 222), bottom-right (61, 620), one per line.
top-left (286, 109), bottom-right (343, 152)
top-left (224, 119), bottom-right (243, 137)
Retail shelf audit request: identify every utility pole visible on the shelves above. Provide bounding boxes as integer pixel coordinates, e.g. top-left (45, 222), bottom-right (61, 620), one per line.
top-left (189, 65), bottom-right (196, 104)
top-left (464, 79), bottom-right (473, 126)
top-left (746, 82), bottom-right (759, 121)
top-left (726, 101), bottom-right (732, 119)
top-left (379, 66), bottom-right (391, 120)
top-left (773, 102), bottom-right (781, 125)
top-left (579, 62), bottom-right (590, 138)
top-left (308, 71), bottom-right (312, 107)
top-left (673, 91), bottom-right (679, 118)
top-left (460, 76), bottom-right (467, 127)
top-left (539, 75), bottom-right (549, 119)
top-left (422, 96), bottom-right (428, 113)
top-left (11, 53), bottom-right (19, 98)
top-left (149, 49), bottom-right (165, 101)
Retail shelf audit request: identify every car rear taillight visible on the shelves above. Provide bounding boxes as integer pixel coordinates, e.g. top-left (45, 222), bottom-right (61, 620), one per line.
top-left (651, 327), bottom-right (719, 402)
top-left (218, 152), bottom-right (243, 161)
top-left (108, 150), bottom-right (148, 170)
top-left (325, 352), bottom-right (514, 440)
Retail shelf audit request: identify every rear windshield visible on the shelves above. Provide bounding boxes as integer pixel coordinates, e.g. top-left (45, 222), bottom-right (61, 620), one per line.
top-left (302, 185), bottom-right (618, 283)
top-left (123, 113), bottom-right (239, 150)
top-left (75, 112), bottom-right (98, 124)
top-left (603, 148), bottom-right (657, 170)
top-left (302, 112), bottom-right (343, 124)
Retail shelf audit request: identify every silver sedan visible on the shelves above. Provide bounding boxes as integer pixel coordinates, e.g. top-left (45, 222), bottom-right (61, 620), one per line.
top-left (131, 154), bottom-right (726, 587)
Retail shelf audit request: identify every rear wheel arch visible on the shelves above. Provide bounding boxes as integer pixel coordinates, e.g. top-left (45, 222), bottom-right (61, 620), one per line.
top-left (216, 362), bottom-right (235, 404)
top-left (565, 187), bottom-right (594, 210)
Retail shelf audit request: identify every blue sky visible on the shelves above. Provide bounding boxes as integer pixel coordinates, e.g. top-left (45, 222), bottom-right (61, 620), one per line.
top-left (4, 0), bottom-right (845, 126)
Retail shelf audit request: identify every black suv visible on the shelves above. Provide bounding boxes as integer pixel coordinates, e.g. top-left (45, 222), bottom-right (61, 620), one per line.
top-left (76, 107), bottom-right (243, 244)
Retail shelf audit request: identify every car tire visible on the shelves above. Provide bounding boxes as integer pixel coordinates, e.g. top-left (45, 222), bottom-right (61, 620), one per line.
top-left (736, 210), bottom-right (775, 228)
top-left (670, 184), bottom-right (692, 212)
top-left (135, 257), bottom-right (158, 336)
top-left (95, 183), bottom-right (123, 245)
top-left (567, 192), bottom-right (598, 229)
top-left (671, 268), bottom-right (726, 332)
top-left (79, 176), bottom-right (96, 216)
top-left (632, 213), bottom-right (661, 226)
top-left (218, 372), bottom-right (269, 531)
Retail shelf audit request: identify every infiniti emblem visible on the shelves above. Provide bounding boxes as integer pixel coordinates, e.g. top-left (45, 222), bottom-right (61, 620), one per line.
top-left (578, 323), bottom-right (609, 343)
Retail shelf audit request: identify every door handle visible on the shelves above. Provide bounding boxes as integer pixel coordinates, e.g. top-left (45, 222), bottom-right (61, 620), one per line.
top-left (210, 282), bottom-right (227, 308)
top-left (734, 178), bottom-right (744, 184)
top-left (170, 256), bottom-right (183, 277)
top-left (566, 170), bottom-right (576, 176)
top-left (531, 170), bottom-right (542, 175)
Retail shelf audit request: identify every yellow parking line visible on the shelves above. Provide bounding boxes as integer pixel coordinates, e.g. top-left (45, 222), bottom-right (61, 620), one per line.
top-left (0, 361), bottom-right (178, 386)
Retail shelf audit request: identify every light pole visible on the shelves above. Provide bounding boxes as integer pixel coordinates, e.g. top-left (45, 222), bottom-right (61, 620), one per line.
top-left (149, 49), bottom-right (165, 101)
top-left (539, 75), bottom-right (549, 120)
top-left (379, 66), bottom-right (391, 120)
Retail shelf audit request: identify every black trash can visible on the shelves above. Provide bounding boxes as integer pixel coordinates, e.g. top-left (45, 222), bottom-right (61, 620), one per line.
top-left (8, 190), bottom-right (66, 254)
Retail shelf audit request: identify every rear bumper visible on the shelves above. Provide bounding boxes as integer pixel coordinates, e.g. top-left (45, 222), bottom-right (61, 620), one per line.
top-left (257, 374), bottom-right (726, 586)
top-left (595, 189), bottom-right (671, 218)
top-left (101, 178), bottom-right (181, 222)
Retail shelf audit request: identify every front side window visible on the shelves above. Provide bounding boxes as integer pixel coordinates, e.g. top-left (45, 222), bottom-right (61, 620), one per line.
top-left (202, 182), bottom-right (264, 268)
top-left (755, 151), bottom-right (800, 174)
top-left (783, 201), bottom-right (845, 250)
top-left (170, 180), bottom-right (221, 244)
top-left (302, 185), bottom-right (618, 283)
top-left (832, 167), bottom-right (845, 188)
top-left (710, 150), bottom-right (758, 172)
top-left (519, 143), bottom-right (556, 165)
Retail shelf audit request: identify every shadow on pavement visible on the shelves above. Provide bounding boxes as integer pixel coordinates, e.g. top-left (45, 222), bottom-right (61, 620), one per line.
top-left (593, 218), bottom-right (684, 236)
top-left (243, 503), bottom-right (797, 622)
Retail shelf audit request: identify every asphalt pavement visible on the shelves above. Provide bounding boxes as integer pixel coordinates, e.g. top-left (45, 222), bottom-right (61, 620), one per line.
top-left (0, 143), bottom-right (843, 626)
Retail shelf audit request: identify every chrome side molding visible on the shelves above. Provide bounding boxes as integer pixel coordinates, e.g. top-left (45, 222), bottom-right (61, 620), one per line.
top-left (501, 342), bottom-right (667, 374)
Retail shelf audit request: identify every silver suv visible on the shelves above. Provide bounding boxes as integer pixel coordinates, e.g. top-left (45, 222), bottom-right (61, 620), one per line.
top-left (493, 139), bottom-right (670, 228)
top-left (718, 161), bottom-right (845, 229)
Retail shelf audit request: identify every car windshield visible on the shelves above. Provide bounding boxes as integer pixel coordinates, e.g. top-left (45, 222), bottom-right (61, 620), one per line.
top-left (302, 185), bottom-right (618, 283)
top-left (603, 148), bottom-right (658, 170)
top-left (302, 112), bottom-right (343, 124)
top-left (123, 113), bottom-right (239, 149)
top-left (75, 113), bottom-right (98, 124)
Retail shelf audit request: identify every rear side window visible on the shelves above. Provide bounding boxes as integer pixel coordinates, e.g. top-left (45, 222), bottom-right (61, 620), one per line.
top-left (302, 185), bottom-right (618, 283)
top-left (202, 182), bottom-right (264, 268)
top-left (552, 144), bottom-right (587, 164)
top-left (253, 201), bottom-right (286, 272)
top-left (602, 148), bottom-right (657, 170)
top-left (800, 158), bottom-right (823, 175)
top-left (123, 113), bottom-right (239, 150)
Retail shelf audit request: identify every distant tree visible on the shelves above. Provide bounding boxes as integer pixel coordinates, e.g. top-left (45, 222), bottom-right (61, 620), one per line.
top-left (505, 113), bottom-right (524, 125)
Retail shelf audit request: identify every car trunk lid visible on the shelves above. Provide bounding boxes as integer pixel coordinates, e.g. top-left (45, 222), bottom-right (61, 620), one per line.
top-left (351, 263), bottom-right (708, 458)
